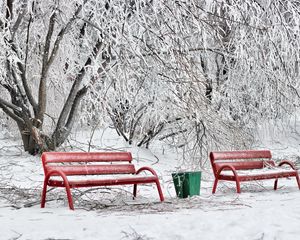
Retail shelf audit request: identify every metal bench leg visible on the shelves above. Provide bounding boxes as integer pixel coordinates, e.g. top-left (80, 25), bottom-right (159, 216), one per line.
top-left (296, 175), bottom-right (300, 190)
top-left (235, 178), bottom-right (241, 193)
top-left (133, 182), bottom-right (164, 201)
top-left (42, 170), bottom-right (74, 210)
top-left (133, 184), bottom-right (137, 199)
top-left (212, 178), bottom-right (218, 193)
top-left (64, 183), bottom-right (74, 210)
top-left (274, 179), bottom-right (278, 190)
top-left (214, 166), bottom-right (240, 193)
top-left (41, 179), bottom-right (48, 208)
top-left (155, 180), bottom-right (164, 201)
top-left (275, 175), bottom-right (300, 191)
top-left (213, 178), bottom-right (241, 193)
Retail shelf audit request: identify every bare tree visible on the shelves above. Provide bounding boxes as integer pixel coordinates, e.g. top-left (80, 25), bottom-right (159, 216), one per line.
top-left (0, 0), bottom-right (110, 154)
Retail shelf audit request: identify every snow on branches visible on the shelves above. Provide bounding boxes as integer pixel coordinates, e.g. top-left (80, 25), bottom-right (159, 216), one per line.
top-left (0, 1), bottom-right (299, 164)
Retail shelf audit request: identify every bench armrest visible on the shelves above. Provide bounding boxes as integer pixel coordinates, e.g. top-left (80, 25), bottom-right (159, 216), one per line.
top-left (216, 164), bottom-right (239, 178)
top-left (136, 166), bottom-right (159, 177)
top-left (45, 169), bottom-right (69, 183)
top-left (278, 160), bottom-right (297, 170)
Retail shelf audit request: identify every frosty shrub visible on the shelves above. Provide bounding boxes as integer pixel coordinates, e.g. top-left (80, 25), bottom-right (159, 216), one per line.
top-left (84, 0), bottom-right (300, 164)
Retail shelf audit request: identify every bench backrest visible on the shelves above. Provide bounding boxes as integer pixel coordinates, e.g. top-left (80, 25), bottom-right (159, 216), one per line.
top-left (41, 152), bottom-right (135, 175)
top-left (210, 150), bottom-right (274, 176)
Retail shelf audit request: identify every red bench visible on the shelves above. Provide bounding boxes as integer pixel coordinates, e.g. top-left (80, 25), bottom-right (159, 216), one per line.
top-left (41, 152), bottom-right (164, 210)
top-left (210, 150), bottom-right (300, 193)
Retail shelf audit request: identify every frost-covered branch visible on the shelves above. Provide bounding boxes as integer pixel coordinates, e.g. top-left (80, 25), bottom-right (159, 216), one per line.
top-left (11, 1), bottom-right (27, 39)
top-left (37, 11), bottom-right (57, 122)
top-left (0, 107), bottom-right (23, 125)
top-left (0, 97), bottom-right (22, 113)
top-left (47, 0), bottom-right (87, 67)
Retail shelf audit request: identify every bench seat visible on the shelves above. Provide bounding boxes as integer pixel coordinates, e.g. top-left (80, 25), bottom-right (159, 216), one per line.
top-left (48, 175), bottom-right (158, 188)
top-left (219, 168), bottom-right (298, 181)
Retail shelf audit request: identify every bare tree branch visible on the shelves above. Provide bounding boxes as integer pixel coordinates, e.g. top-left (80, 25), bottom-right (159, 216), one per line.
top-left (11, 1), bottom-right (28, 39)
top-left (24, 14), bottom-right (32, 72)
top-left (65, 86), bottom-right (88, 129)
top-left (6, 0), bottom-right (14, 20)
top-left (0, 97), bottom-right (22, 112)
top-left (47, 0), bottom-right (88, 67)
top-left (0, 102), bottom-right (24, 124)
top-left (37, 11), bottom-right (57, 121)
top-left (8, 41), bottom-right (38, 112)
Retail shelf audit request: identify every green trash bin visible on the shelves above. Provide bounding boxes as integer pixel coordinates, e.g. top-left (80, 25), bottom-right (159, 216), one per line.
top-left (172, 171), bottom-right (201, 198)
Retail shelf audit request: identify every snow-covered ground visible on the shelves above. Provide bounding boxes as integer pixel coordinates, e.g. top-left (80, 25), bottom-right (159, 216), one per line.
top-left (1, 127), bottom-right (300, 240)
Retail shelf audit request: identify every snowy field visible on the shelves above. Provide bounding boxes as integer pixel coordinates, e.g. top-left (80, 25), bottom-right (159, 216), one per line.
top-left (1, 128), bottom-right (300, 240)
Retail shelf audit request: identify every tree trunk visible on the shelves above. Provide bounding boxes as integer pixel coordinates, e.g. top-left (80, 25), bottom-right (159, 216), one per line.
top-left (16, 122), bottom-right (39, 154)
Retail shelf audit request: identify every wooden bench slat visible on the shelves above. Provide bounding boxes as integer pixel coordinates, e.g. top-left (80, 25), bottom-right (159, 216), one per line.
top-left (46, 164), bottom-right (136, 176)
top-left (42, 152), bottom-right (132, 164)
top-left (48, 175), bottom-right (158, 188)
top-left (210, 150), bottom-right (271, 161)
top-left (215, 160), bottom-right (275, 171)
top-left (220, 167), bottom-right (295, 176)
top-left (219, 170), bottom-right (297, 181)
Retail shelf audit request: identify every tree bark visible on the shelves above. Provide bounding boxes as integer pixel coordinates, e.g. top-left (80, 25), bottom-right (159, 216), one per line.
top-left (6, 0), bottom-right (14, 19)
